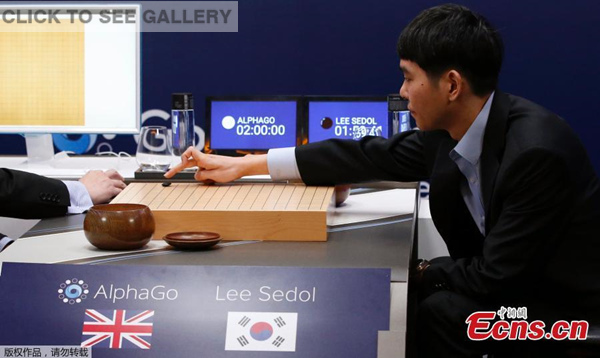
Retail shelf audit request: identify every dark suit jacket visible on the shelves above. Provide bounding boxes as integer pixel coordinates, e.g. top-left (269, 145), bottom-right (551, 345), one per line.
top-left (295, 91), bottom-right (600, 316)
top-left (0, 168), bottom-right (70, 219)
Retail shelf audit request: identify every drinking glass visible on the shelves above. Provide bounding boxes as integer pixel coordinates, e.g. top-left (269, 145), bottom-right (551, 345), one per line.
top-left (136, 126), bottom-right (173, 172)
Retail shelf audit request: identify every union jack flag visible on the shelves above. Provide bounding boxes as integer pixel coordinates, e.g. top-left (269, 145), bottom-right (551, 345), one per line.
top-left (81, 309), bottom-right (154, 349)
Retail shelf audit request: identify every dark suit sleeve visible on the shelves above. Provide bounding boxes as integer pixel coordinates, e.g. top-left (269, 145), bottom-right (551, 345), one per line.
top-left (296, 130), bottom-right (440, 186)
top-left (421, 148), bottom-right (574, 300)
top-left (0, 168), bottom-right (70, 219)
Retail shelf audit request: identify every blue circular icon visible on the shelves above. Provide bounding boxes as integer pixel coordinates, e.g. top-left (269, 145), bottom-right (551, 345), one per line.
top-left (65, 284), bottom-right (83, 299)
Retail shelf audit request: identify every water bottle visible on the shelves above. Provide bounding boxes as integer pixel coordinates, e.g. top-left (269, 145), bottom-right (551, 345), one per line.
top-left (387, 94), bottom-right (411, 135)
top-left (171, 93), bottom-right (195, 156)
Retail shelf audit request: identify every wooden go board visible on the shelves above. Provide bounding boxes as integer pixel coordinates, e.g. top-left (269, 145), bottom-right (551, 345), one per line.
top-left (111, 183), bottom-right (336, 241)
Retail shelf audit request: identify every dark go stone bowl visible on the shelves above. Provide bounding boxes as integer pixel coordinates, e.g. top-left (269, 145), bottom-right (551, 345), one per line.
top-left (83, 203), bottom-right (155, 250)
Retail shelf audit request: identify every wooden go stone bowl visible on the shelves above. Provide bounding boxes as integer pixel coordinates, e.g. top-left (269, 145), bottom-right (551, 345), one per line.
top-left (84, 204), bottom-right (155, 250)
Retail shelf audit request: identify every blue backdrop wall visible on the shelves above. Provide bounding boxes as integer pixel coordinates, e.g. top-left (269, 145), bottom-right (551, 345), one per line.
top-left (1, 0), bottom-right (599, 173)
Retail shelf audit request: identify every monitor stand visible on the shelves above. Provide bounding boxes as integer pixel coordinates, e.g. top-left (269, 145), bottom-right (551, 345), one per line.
top-left (16, 134), bottom-right (88, 178)
top-left (24, 134), bottom-right (55, 163)
top-left (7, 134), bottom-right (137, 179)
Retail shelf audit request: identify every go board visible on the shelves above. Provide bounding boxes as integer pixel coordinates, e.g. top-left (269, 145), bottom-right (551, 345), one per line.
top-left (110, 183), bottom-right (336, 241)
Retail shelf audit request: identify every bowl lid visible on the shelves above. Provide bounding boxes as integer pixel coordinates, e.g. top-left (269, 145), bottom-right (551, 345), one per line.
top-left (163, 232), bottom-right (220, 242)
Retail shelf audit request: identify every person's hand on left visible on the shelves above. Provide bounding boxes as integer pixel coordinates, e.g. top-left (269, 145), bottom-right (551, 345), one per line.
top-left (79, 169), bottom-right (126, 204)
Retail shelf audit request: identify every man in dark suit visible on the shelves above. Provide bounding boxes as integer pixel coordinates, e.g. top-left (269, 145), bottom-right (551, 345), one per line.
top-left (0, 168), bottom-right (126, 251)
top-left (166, 4), bottom-right (600, 356)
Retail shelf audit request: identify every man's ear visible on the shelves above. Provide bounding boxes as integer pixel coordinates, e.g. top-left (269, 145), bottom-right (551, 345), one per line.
top-left (446, 70), bottom-right (463, 101)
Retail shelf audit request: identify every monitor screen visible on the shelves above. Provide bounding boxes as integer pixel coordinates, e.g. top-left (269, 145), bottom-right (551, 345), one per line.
top-left (0, 4), bottom-right (140, 134)
top-left (208, 99), bottom-right (299, 151)
top-left (307, 99), bottom-right (388, 143)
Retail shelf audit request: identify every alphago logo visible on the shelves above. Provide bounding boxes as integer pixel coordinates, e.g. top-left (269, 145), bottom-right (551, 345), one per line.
top-left (58, 278), bottom-right (89, 305)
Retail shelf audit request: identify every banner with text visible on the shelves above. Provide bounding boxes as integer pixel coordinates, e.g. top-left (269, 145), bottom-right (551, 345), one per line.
top-left (0, 263), bottom-right (390, 357)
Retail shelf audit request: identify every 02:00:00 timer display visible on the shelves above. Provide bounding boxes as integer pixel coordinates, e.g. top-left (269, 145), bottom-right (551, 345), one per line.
top-left (236, 124), bottom-right (286, 136)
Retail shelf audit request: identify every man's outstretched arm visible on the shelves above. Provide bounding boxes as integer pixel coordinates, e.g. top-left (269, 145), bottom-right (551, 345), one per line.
top-left (164, 146), bottom-right (269, 182)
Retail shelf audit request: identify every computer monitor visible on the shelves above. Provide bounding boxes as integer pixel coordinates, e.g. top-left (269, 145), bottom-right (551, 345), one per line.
top-left (306, 96), bottom-right (388, 143)
top-left (0, 4), bottom-right (141, 161)
top-left (205, 96), bottom-right (301, 155)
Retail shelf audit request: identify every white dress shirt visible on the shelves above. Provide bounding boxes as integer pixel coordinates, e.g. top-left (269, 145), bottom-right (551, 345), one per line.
top-left (267, 147), bottom-right (301, 181)
top-left (448, 92), bottom-right (494, 235)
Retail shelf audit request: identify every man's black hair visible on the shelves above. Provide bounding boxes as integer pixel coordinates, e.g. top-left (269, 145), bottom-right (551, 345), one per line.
top-left (397, 4), bottom-right (503, 96)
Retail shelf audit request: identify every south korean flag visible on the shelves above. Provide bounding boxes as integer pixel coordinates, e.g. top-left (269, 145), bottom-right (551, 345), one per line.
top-left (225, 312), bottom-right (298, 352)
